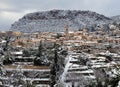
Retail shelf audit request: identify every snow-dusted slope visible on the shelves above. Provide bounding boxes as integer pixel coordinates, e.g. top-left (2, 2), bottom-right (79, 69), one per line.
top-left (111, 15), bottom-right (120, 23)
top-left (11, 10), bottom-right (111, 33)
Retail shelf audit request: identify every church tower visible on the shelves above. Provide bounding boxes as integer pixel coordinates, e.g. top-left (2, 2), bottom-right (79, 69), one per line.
top-left (65, 25), bottom-right (69, 39)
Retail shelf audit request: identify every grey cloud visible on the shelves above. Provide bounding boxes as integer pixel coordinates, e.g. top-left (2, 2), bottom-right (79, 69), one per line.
top-left (1, 0), bottom-right (120, 16)
top-left (0, 18), bottom-right (12, 31)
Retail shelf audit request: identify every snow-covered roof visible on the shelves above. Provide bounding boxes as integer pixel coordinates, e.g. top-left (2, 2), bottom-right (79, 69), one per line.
top-left (11, 51), bottom-right (23, 55)
top-left (68, 69), bottom-right (94, 74)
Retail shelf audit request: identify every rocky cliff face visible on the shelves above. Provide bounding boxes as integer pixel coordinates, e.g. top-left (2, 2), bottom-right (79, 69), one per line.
top-left (11, 10), bottom-right (111, 33)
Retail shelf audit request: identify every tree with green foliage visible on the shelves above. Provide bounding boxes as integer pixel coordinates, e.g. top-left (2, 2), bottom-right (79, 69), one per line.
top-left (50, 63), bottom-right (56, 87)
top-left (3, 52), bottom-right (14, 65)
top-left (50, 51), bottom-right (57, 86)
top-left (50, 43), bottom-right (61, 87)
top-left (34, 41), bottom-right (50, 66)
top-left (3, 36), bottom-right (11, 51)
top-left (36, 41), bottom-right (43, 57)
top-left (23, 49), bottom-right (31, 57)
top-left (34, 41), bottom-right (43, 65)
top-left (26, 81), bottom-right (36, 87)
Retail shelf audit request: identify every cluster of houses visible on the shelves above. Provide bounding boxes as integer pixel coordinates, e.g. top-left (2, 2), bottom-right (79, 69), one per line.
top-left (0, 24), bottom-right (119, 50)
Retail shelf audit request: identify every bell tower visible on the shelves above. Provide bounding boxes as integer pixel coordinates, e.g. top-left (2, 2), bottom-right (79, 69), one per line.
top-left (65, 25), bottom-right (69, 39)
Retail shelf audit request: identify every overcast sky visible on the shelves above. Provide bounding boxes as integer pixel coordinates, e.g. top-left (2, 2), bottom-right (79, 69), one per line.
top-left (0, 0), bottom-right (120, 31)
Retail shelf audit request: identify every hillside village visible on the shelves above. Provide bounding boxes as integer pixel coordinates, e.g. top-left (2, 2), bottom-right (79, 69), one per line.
top-left (0, 24), bottom-right (120, 87)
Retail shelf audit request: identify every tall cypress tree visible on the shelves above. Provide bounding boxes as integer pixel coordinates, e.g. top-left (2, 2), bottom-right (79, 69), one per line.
top-left (54, 49), bottom-right (58, 65)
top-left (34, 41), bottom-right (43, 65)
top-left (50, 43), bottom-right (59, 87)
top-left (37, 41), bottom-right (43, 57)
top-left (3, 36), bottom-right (10, 51)
top-left (50, 63), bottom-right (56, 87)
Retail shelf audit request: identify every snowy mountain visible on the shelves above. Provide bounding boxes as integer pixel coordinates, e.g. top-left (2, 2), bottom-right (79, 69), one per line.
top-left (111, 15), bottom-right (120, 23)
top-left (11, 10), bottom-right (111, 33)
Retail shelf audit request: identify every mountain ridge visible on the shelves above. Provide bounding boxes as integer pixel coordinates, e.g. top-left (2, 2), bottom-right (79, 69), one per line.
top-left (11, 10), bottom-right (112, 33)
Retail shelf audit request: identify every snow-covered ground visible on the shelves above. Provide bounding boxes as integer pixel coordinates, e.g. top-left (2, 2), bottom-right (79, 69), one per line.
top-left (60, 51), bottom-right (96, 87)
top-left (60, 51), bottom-right (73, 86)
